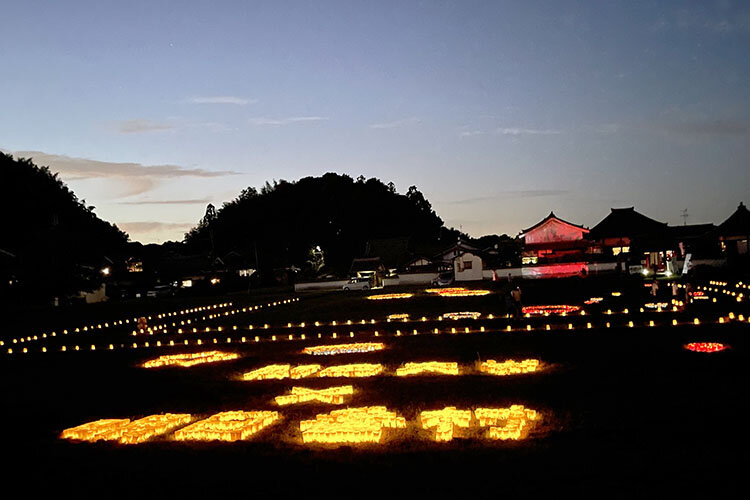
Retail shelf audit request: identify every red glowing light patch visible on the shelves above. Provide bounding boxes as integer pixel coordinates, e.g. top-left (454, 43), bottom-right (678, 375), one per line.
top-left (522, 305), bottom-right (581, 315)
top-left (685, 342), bottom-right (727, 353)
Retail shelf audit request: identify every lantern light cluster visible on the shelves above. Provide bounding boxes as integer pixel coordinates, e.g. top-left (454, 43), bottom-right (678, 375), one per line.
top-left (173, 411), bottom-right (279, 442)
top-left (420, 407), bottom-right (472, 441)
top-left (302, 342), bottom-right (385, 356)
top-left (300, 406), bottom-right (406, 444)
top-left (419, 405), bottom-right (539, 442)
top-left (685, 342), bottom-right (728, 353)
top-left (61, 414), bottom-right (192, 444)
top-left (242, 364), bottom-right (323, 381)
top-left (522, 305), bottom-right (582, 316)
top-left (396, 361), bottom-right (459, 376)
top-left (366, 293), bottom-right (414, 300)
top-left (318, 363), bottom-right (384, 378)
top-left (443, 312), bottom-right (482, 320)
top-left (435, 288), bottom-right (490, 297)
top-left (479, 359), bottom-right (540, 376)
top-left (387, 313), bottom-right (410, 320)
top-left (142, 351), bottom-right (239, 368)
top-left (275, 386), bottom-right (354, 406)
top-left (477, 405), bottom-right (539, 440)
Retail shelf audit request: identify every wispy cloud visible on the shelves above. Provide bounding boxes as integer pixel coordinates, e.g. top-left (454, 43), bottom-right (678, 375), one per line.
top-left (4, 150), bottom-right (239, 197)
top-left (370, 117), bottom-right (420, 129)
top-left (662, 119), bottom-right (750, 136)
top-left (117, 119), bottom-right (174, 134)
top-left (118, 198), bottom-right (212, 205)
top-left (249, 116), bottom-right (328, 126)
top-left (188, 96), bottom-right (256, 105)
top-left (459, 130), bottom-right (484, 137)
top-left (496, 127), bottom-right (561, 136)
top-left (442, 190), bottom-right (569, 205)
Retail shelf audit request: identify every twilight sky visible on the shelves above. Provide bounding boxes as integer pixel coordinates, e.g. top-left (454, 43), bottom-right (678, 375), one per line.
top-left (2, 0), bottom-right (749, 243)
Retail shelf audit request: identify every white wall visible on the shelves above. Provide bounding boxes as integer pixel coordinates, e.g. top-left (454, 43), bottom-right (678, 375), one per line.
top-left (454, 252), bottom-right (483, 281)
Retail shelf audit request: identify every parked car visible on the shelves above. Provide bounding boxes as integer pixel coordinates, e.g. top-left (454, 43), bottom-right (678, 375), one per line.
top-left (343, 277), bottom-right (371, 290)
top-left (431, 272), bottom-right (455, 286)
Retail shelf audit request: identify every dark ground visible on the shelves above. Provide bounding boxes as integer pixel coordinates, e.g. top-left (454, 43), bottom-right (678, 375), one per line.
top-left (1, 278), bottom-right (747, 497)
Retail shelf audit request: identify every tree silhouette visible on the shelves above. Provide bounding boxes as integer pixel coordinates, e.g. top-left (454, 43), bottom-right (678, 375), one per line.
top-left (0, 152), bottom-right (128, 301)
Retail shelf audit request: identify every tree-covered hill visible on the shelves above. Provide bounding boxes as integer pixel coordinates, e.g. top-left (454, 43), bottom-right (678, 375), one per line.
top-left (0, 152), bottom-right (128, 300)
top-left (184, 173), bottom-right (463, 279)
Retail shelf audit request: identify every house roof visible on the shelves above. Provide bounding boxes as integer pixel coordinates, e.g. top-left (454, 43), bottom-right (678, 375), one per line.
top-left (589, 207), bottom-right (667, 240)
top-left (669, 224), bottom-right (717, 240)
top-left (433, 241), bottom-right (480, 261)
top-left (719, 202), bottom-right (750, 236)
top-left (519, 211), bottom-right (589, 236)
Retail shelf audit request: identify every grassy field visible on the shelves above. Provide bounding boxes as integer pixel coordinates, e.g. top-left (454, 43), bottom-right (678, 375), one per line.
top-left (1, 277), bottom-right (747, 496)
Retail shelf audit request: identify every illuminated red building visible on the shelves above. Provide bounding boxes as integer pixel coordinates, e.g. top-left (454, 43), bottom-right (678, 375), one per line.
top-left (518, 212), bottom-right (591, 277)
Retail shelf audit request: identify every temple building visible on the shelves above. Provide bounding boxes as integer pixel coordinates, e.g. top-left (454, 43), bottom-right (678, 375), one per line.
top-left (518, 212), bottom-right (591, 277)
top-left (719, 202), bottom-right (750, 261)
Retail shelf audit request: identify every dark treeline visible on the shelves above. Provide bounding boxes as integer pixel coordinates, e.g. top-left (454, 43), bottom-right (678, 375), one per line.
top-left (184, 173), bottom-right (466, 281)
top-left (0, 153), bottom-right (128, 300)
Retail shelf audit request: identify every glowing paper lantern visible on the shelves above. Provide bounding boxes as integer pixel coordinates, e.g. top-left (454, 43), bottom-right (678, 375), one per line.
top-left (396, 361), bottom-right (459, 376)
top-left (275, 386), bottom-right (353, 406)
top-left (174, 411), bottom-right (279, 441)
top-left (685, 342), bottom-right (728, 353)
top-left (300, 406), bottom-right (405, 444)
top-left (584, 297), bottom-right (603, 304)
top-left (479, 359), bottom-right (540, 376)
top-left (142, 351), bottom-right (239, 368)
top-left (419, 407), bottom-right (472, 442)
top-left (302, 342), bottom-right (385, 356)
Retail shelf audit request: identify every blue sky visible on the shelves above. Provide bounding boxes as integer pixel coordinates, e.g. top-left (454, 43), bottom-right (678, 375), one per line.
top-left (2, 0), bottom-right (749, 242)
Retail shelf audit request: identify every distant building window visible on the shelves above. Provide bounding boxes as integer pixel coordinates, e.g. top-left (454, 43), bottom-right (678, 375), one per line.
top-left (739, 240), bottom-right (749, 255)
top-left (463, 260), bottom-right (473, 269)
top-left (612, 246), bottom-right (630, 256)
top-left (522, 256), bottom-right (538, 265)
